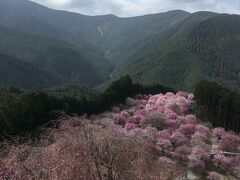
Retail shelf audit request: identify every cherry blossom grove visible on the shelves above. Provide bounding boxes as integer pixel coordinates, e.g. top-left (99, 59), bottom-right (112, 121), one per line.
top-left (112, 92), bottom-right (240, 178)
top-left (0, 91), bottom-right (240, 179)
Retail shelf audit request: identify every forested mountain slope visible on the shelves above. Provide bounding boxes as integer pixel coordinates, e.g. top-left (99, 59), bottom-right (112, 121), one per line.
top-left (0, 0), bottom-right (112, 88)
top-left (0, 0), bottom-right (190, 63)
top-left (0, 53), bottom-right (62, 89)
top-left (0, 26), bottom-right (111, 87)
top-left (0, 0), bottom-right (240, 91)
top-left (113, 13), bottom-right (240, 91)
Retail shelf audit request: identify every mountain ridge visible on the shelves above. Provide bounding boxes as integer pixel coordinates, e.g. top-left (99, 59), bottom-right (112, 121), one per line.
top-left (0, 0), bottom-right (239, 91)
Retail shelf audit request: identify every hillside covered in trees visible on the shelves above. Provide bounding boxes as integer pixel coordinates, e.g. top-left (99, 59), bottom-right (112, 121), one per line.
top-left (0, 0), bottom-right (240, 91)
top-left (0, 53), bottom-right (62, 89)
top-left (0, 76), bottom-right (174, 136)
top-left (113, 13), bottom-right (240, 91)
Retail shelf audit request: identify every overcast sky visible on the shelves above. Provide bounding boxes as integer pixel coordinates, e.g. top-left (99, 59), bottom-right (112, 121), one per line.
top-left (31, 0), bottom-right (240, 17)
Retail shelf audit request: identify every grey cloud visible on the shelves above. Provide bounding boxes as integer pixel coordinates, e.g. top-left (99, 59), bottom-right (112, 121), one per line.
top-left (31, 0), bottom-right (240, 17)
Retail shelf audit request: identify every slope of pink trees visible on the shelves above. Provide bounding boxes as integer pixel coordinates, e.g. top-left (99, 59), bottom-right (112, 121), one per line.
top-left (0, 118), bottom-right (185, 180)
top-left (112, 91), bottom-right (240, 178)
top-left (1, 91), bottom-right (240, 179)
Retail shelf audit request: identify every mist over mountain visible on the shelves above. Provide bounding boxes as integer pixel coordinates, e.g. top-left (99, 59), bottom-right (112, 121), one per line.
top-left (0, 0), bottom-right (239, 91)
